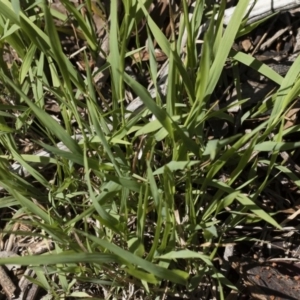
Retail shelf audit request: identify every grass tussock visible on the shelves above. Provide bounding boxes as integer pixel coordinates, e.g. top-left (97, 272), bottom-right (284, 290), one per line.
top-left (0, 0), bottom-right (300, 299)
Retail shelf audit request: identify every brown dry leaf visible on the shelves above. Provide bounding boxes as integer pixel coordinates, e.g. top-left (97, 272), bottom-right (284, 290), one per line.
top-left (133, 49), bottom-right (167, 63)
top-left (241, 38), bottom-right (253, 52)
top-left (284, 106), bottom-right (300, 130)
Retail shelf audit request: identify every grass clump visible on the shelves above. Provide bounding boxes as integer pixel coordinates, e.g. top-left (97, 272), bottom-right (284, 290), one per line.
top-left (0, 0), bottom-right (300, 299)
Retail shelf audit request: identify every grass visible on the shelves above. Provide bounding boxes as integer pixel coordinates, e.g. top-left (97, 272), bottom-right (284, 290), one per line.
top-left (0, 0), bottom-right (300, 299)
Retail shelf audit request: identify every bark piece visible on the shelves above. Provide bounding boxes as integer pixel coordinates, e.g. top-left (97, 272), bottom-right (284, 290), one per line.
top-left (232, 259), bottom-right (300, 300)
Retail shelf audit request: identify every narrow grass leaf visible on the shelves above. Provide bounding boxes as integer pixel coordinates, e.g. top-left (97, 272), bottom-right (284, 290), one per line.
top-left (0, 72), bottom-right (82, 154)
top-left (230, 50), bottom-right (283, 85)
top-left (0, 253), bottom-right (120, 266)
top-left (138, 0), bottom-right (194, 99)
top-left (236, 193), bottom-right (281, 228)
top-left (9, 190), bottom-right (52, 223)
top-left (86, 101), bottom-right (122, 176)
top-left (157, 250), bottom-right (213, 266)
top-left (153, 161), bottom-right (200, 175)
top-left (125, 267), bottom-right (158, 284)
top-left (254, 141), bottom-right (300, 152)
top-left (206, 0), bottom-right (250, 97)
top-left (123, 72), bottom-right (174, 139)
top-left (77, 231), bottom-right (189, 285)
top-left (85, 165), bottom-right (121, 234)
top-left (60, 0), bottom-right (97, 51)
top-left (269, 52), bottom-right (300, 126)
top-left (43, 3), bottom-right (72, 92)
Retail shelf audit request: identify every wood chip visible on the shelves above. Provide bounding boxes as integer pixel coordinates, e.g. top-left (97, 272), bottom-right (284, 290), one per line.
top-left (0, 266), bottom-right (16, 299)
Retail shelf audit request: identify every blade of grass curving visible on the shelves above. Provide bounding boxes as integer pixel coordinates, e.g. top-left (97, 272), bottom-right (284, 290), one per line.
top-left (206, 0), bottom-right (250, 97)
top-left (0, 197), bottom-right (18, 208)
top-left (60, 0), bottom-right (97, 51)
top-left (236, 193), bottom-right (281, 228)
top-left (199, 178), bottom-right (281, 228)
top-left (18, 14), bottom-right (50, 54)
top-left (269, 53), bottom-right (300, 127)
top-left (275, 124), bottom-right (300, 139)
top-left (3, 135), bottom-right (50, 188)
top-left (19, 43), bottom-right (36, 84)
top-left (33, 268), bottom-right (51, 291)
top-left (181, 0), bottom-right (194, 68)
top-left (135, 118), bottom-right (163, 136)
top-left (185, 30), bottom-right (211, 131)
top-left (8, 190), bottom-right (53, 223)
top-left (203, 134), bottom-right (242, 161)
top-left (205, 134), bottom-right (258, 216)
top-left (206, 119), bottom-right (267, 176)
top-left (123, 83), bottom-right (199, 157)
top-left (138, 0), bottom-right (194, 100)
top-left (227, 133), bottom-right (259, 185)
top-left (0, 27), bottom-right (25, 60)
top-left (153, 161), bottom-right (200, 175)
top-left (0, 71), bottom-right (82, 154)
top-left (205, 134), bottom-right (259, 217)
top-left (273, 164), bottom-right (300, 188)
top-left (0, 173), bottom-right (42, 198)
top-left (65, 181), bottom-right (122, 227)
top-left (198, 120), bottom-right (268, 209)
top-left (230, 50), bottom-right (283, 85)
top-left (125, 266), bottom-right (158, 284)
top-left (84, 146), bottom-right (122, 234)
top-left (86, 101), bottom-right (122, 176)
top-left (236, 13), bottom-right (277, 38)
top-left (104, 175), bottom-right (140, 192)
top-left (34, 142), bottom-right (84, 164)
top-left (7, 154), bottom-right (56, 165)
top-left (77, 230), bottom-right (189, 285)
top-left (123, 72), bottom-right (174, 140)
top-left (215, 191), bottom-right (241, 215)
top-left (42, 3), bottom-right (72, 93)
